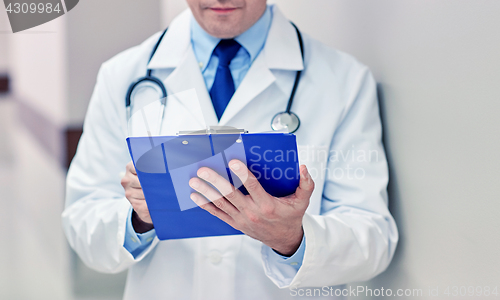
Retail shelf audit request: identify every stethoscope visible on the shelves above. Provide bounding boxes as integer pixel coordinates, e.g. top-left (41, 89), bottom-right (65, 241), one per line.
top-left (126, 23), bottom-right (304, 133)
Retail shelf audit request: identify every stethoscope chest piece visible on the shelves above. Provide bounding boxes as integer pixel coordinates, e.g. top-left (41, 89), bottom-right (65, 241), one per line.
top-left (271, 111), bottom-right (300, 133)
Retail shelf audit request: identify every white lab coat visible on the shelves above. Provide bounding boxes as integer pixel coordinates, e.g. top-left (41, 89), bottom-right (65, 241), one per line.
top-left (62, 6), bottom-right (398, 300)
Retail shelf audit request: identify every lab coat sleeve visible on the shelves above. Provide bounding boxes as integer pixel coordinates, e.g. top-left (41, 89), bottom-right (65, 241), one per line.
top-left (267, 68), bottom-right (398, 288)
top-left (62, 64), bottom-right (158, 274)
top-left (261, 235), bottom-right (306, 286)
top-left (123, 206), bottom-right (157, 257)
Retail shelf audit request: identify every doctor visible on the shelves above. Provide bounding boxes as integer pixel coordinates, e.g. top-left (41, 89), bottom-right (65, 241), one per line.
top-left (62, 0), bottom-right (398, 299)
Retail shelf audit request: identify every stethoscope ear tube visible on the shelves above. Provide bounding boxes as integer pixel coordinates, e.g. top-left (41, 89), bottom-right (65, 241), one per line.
top-left (125, 28), bottom-right (169, 109)
top-left (125, 76), bottom-right (168, 108)
top-left (270, 22), bottom-right (304, 134)
top-left (287, 22), bottom-right (304, 115)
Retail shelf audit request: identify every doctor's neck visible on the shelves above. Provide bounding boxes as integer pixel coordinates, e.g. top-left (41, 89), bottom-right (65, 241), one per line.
top-left (186, 0), bottom-right (267, 39)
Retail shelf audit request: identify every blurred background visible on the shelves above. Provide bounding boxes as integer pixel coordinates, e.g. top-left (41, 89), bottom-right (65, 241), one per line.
top-left (0, 0), bottom-right (499, 299)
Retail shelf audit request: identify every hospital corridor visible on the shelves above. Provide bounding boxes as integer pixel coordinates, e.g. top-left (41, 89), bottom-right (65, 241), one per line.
top-left (0, 96), bottom-right (127, 298)
top-left (0, 97), bottom-right (69, 298)
top-left (1, 0), bottom-right (500, 299)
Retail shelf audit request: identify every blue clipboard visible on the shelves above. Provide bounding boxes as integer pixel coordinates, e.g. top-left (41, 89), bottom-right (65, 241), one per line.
top-left (126, 129), bottom-right (300, 240)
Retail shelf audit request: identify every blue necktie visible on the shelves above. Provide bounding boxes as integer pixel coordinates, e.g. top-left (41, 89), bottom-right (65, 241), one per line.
top-left (209, 39), bottom-right (241, 120)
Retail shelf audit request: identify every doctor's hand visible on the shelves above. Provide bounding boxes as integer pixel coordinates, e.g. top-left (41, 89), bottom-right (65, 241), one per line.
top-left (189, 160), bottom-right (314, 256)
top-left (121, 161), bottom-right (154, 233)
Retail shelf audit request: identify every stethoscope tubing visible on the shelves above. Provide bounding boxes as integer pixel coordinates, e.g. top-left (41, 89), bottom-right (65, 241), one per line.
top-left (126, 22), bottom-right (304, 133)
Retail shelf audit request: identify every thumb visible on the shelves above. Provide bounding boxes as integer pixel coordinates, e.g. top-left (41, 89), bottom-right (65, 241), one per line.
top-left (127, 161), bottom-right (137, 175)
top-left (294, 165), bottom-right (314, 201)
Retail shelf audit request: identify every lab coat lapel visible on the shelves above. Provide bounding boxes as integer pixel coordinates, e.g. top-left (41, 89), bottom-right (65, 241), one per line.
top-left (164, 48), bottom-right (219, 127)
top-left (147, 9), bottom-right (218, 127)
top-left (218, 53), bottom-right (275, 126)
top-left (146, 6), bottom-right (303, 127)
top-left (218, 6), bottom-right (304, 126)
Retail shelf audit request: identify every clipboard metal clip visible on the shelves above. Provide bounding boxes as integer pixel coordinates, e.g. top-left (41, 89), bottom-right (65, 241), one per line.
top-left (177, 126), bottom-right (248, 136)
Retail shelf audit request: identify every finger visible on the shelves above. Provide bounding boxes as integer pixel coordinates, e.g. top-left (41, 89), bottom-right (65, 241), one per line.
top-left (128, 175), bottom-right (142, 189)
top-left (129, 198), bottom-right (148, 208)
top-left (190, 193), bottom-right (236, 227)
top-left (197, 167), bottom-right (247, 210)
top-left (228, 160), bottom-right (268, 204)
top-left (130, 200), bottom-right (152, 224)
top-left (294, 165), bottom-right (315, 201)
top-left (125, 188), bottom-right (145, 200)
top-left (126, 161), bottom-right (137, 175)
top-left (189, 178), bottom-right (239, 216)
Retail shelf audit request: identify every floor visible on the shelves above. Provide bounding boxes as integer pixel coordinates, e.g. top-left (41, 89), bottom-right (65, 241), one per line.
top-left (0, 97), bottom-right (125, 300)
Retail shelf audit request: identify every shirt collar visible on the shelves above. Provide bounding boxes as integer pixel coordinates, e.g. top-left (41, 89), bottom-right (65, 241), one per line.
top-left (190, 5), bottom-right (273, 72)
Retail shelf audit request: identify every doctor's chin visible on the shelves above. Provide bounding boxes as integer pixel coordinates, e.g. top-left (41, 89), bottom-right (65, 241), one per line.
top-left (2, 0), bottom-right (498, 300)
